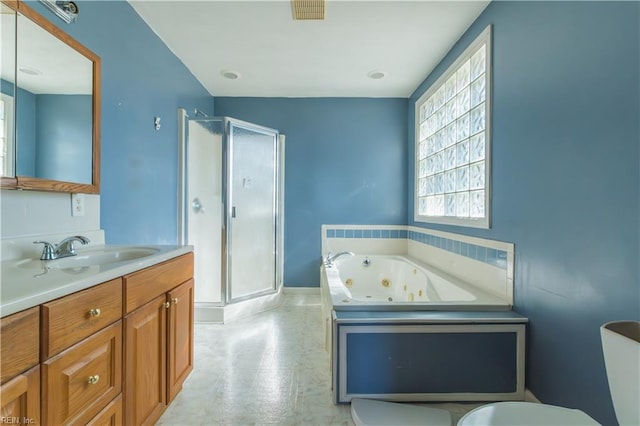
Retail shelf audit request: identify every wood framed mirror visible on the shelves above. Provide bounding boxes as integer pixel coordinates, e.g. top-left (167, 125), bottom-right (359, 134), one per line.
top-left (1, 0), bottom-right (100, 193)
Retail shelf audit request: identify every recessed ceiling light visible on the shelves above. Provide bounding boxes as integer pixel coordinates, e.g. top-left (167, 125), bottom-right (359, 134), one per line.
top-left (19, 66), bottom-right (42, 76)
top-left (221, 70), bottom-right (240, 80)
top-left (368, 70), bottom-right (386, 80)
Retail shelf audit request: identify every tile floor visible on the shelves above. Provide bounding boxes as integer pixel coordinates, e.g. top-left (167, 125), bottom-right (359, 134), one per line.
top-left (157, 291), bottom-right (481, 426)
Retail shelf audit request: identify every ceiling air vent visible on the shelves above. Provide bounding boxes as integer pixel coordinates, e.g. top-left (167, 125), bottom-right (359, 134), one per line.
top-left (291, 0), bottom-right (325, 20)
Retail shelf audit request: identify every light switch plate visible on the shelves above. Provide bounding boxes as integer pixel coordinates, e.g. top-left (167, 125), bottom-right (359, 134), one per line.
top-left (71, 193), bottom-right (85, 216)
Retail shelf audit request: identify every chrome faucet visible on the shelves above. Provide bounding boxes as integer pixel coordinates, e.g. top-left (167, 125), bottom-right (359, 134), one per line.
top-left (34, 235), bottom-right (90, 260)
top-left (324, 251), bottom-right (354, 266)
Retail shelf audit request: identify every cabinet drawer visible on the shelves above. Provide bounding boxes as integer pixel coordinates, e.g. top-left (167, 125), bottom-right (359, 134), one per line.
top-left (0, 307), bottom-right (39, 384)
top-left (0, 364), bottom-right (40, 425)
top-left (124, 253), bottom-right (193, 313)
top-left (86, 394), bottom-right (122, 426)
top-left (42, 278), bottom-right (122, 359)
top-left (42, 321), bottom-right (122, 425)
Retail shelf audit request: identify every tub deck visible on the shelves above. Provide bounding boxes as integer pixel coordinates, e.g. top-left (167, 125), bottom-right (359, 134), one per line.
top-left (333, 309), bottom-right (528, 323)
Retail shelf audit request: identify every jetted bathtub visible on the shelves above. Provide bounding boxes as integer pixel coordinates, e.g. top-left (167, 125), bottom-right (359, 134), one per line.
top-left (321, 254), bottom-right (511, 311)
top-left (319, 254), bottom-right (526, 403)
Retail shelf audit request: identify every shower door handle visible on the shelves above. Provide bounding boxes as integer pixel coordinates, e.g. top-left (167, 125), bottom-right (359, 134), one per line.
top-left (192, 197), bottom-right (205, 213)
top-left (231, 206), bottom-right (236, 218)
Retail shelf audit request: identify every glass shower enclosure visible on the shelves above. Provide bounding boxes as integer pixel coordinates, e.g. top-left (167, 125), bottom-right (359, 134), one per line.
top-left (178, 111), bottom-right (283, 320)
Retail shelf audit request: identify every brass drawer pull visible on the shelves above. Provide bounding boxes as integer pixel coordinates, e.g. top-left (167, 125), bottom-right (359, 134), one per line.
top-left (163, 302), bottom-right (171, 309)
top-left (87, 375), bottom-right (100, 385)
top-left (172, 298), bottom-right (178, 305)
top-left (88, 308), bottom-right (101, 317)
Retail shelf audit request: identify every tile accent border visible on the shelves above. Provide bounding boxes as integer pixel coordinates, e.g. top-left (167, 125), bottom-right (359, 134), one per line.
top-left (408, 230), bottom-right (507, 270)
top-left (325, 228), bottom-right (408, 240)
top-left (324, 225), bottom-right (509, 270)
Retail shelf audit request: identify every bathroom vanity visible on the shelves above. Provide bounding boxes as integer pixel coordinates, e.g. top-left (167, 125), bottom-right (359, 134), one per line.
top-left (0, 249), bottom-right (194, 425)
top-left (1, 2), bottom-right (194, 422)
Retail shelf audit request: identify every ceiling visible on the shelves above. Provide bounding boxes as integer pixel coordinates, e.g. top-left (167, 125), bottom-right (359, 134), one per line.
top-left (128, 0), bottom-right (489, 98)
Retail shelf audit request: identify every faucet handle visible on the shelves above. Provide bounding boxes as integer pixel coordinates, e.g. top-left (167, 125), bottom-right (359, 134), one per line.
top-left (34, 241), bottom-right (55, 260)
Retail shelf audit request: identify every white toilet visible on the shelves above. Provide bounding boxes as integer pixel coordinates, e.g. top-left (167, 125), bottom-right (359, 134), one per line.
top-left (351, 320), bottom-right (639, 426)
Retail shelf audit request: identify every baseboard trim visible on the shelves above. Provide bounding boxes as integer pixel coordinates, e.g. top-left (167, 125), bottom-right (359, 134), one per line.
top-left (283, 287), bottom-right (320, 294)
top-left (524, 389), bottom-right (541, 403)
top-left (195, 303), bottom-right (224, 323)
top-left (195, 289), bottom-right (284, 324)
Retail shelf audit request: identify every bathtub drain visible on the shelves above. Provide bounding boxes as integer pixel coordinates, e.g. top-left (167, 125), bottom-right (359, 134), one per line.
top-left (387, 297), bottom-right (393, 302)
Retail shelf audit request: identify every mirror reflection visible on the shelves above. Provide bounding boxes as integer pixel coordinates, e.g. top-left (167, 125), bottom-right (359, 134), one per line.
top-left (14, 9), bottom-right (93, 184)
top-left (0, 3), bottom-right (16, 178)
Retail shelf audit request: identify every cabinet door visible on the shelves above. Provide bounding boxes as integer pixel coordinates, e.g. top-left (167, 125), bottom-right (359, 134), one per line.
top-left (167, 279), bottom-right (194, 402)
top-left (124, 295), bottom-right (167, 426)
top-left (0, 365), bottom-right (40, 425)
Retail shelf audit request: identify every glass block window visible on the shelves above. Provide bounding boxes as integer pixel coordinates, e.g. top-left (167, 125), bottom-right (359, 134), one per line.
top-left (415, 26), bottom-right (491, 228)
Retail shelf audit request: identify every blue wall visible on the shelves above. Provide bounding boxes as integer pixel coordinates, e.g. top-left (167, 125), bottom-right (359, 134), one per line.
top-left (215, 98), bottom-right (408, 286)
top-left (408, 2), bottom-right (639, 424)
top-left (26, 0), bottom-right (214, 244)
top-left (36, 95), bottom-right (92, 183)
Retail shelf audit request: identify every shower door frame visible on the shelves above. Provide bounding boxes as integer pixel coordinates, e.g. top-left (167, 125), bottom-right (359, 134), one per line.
top-left (177, 110), bottom-right (282, 307)
top-left (224, 117), bottom-right (281, 304)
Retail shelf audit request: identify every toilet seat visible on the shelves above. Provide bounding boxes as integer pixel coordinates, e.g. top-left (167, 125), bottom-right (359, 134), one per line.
top-left (458, 402), bottom-right (600, 426)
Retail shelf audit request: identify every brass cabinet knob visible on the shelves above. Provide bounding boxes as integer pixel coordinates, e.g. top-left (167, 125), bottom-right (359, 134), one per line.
top-left (88, 308), bottom-right (101, 317)
top-left (172, 298), bottom-right (178, 305)
top-left (87, 375), bottom-right (100, 385)
top-left (163, 302), bottom-right (171, 309)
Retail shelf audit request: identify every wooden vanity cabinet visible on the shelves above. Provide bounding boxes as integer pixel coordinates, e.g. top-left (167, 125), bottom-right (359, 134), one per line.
top-left (0, 307), bottom-right (40, 425)
top-left (123, 253), bottom-right (194, 425)
top-left (0, 252), bottom-right (193, 426)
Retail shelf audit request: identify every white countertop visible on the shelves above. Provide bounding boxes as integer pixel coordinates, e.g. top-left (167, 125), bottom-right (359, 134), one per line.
top-left (0, 244), bottom-right (193, 317)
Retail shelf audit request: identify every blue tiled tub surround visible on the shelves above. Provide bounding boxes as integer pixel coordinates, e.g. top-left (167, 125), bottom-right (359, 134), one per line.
top-left (323, 225), bottom-right (510, 270)
top-left (321, 225), bottom-right (514, 305)
top-left (321, 225), bottom-right (409, 260)
top-left (406, 226), bottom-right (514, 305)
top-left (326, 228), bottom-right (408, 240)
top-left (408, 230), bottom-right (507, 270)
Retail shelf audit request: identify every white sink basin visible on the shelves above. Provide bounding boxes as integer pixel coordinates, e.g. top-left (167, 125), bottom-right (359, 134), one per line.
top-left (16, 246), bottom-right (160, 270)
